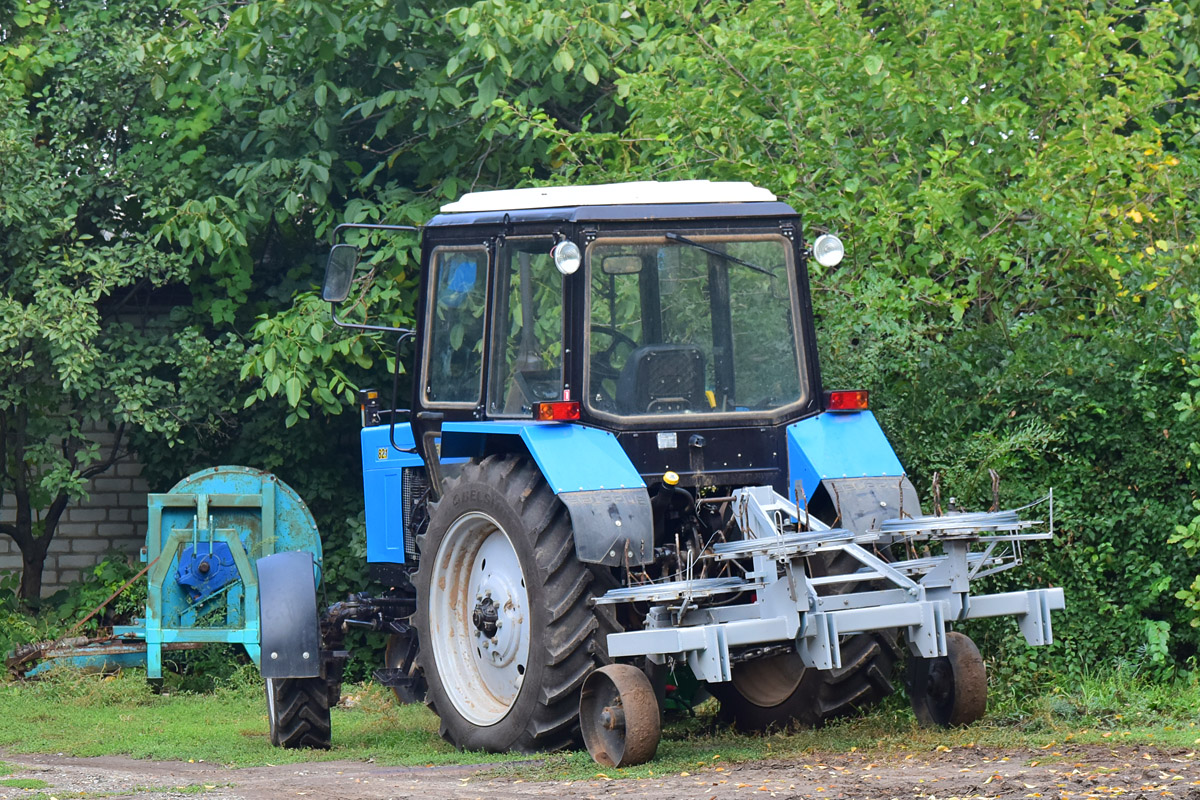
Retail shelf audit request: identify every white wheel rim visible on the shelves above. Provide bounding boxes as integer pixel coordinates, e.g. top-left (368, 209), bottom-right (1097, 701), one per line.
top-left (430, 511), bottom-right (531, 726)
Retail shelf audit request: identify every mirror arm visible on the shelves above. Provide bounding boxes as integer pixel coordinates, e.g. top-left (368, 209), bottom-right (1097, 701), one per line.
top-left (389, 331), bottom-right (417, 453)
top-left (330, 304), bottom-right (413, 335)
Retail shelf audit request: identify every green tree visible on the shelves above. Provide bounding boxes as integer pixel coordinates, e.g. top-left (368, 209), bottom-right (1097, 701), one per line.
top-left (499, 0), bottom-right (1200, 670)
top-left (0, 0), bottom-right (244, 601)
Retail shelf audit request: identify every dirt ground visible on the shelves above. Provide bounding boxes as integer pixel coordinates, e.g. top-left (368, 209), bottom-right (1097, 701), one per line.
top-left (2, 745), bottom-right (1197, 800)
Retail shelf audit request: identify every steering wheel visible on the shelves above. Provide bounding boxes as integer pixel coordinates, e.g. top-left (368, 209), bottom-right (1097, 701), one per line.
top-left (589, 325), bottom-right (639, 408)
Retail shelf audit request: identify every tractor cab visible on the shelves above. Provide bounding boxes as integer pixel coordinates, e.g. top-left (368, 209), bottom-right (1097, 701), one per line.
top-left (400, 181), bottom-right (842, 496)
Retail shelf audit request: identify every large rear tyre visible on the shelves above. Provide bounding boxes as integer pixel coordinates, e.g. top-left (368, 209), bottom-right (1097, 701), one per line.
top-left (710, 631), bottom-right (899, 731)
top-left (415, 454), bottom-right (604, 753)
top-left (265, 677), bottom-right (332, 749)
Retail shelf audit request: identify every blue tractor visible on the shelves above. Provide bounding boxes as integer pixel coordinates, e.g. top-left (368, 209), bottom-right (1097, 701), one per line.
top-left (258, 181), bottom-right (1062, 765)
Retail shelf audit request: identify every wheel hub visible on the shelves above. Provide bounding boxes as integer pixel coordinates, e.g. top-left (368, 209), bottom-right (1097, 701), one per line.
top-left (472, 596), bottom-right (500, 638)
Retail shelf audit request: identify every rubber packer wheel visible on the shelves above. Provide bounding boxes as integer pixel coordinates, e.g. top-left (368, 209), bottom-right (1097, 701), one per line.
top-left (580, 664), bottom-right (661, 767)
top-left (265, 677), bottom-right (332, 749)
top-left (907, 631), bottom-right (987, 727)
top-left (415, 454), bottom-right (608, 753)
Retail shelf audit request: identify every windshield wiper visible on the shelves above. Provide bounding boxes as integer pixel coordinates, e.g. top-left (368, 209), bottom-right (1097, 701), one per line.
top-left (664, 232), bottom-right (773, 276)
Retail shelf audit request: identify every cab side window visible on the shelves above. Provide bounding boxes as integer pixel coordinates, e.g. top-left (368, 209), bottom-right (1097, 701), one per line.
top-left (425, 247), bottom-right (488, 405)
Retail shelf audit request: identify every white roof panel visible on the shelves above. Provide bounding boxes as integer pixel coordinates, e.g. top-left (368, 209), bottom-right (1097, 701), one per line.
top-left (440, 180), bottom-right (776, 213)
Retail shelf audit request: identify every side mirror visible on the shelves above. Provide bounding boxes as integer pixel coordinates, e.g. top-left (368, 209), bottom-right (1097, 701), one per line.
top-left (322, 244), bottom-right (360, 302)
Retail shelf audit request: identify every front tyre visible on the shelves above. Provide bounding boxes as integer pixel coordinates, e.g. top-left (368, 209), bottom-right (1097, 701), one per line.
top-left (265, 677), bottom-right (332, 749)
top-left (415, 454), bottom-right (601, 753)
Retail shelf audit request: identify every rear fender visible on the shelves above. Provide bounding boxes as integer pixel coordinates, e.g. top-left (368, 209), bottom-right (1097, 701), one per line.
top-left (787, 411), bottom-right (910, 524)
top-left (257, 551), bottom-right (321, 679)
top-left (440, 421), bottom-right (654, 566)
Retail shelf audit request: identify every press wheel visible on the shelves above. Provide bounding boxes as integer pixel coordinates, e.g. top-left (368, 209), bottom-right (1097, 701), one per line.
top-left (579, 664), bottom-right (660, 767)
top-left (908, 631), bottom-right (987, 727)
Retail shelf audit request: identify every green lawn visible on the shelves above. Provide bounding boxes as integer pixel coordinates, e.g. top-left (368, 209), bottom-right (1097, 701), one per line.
top-left (1, 667), bottom-right (1197, 782)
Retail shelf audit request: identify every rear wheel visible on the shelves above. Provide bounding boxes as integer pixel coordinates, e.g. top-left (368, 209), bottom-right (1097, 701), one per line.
top-left (711, 632), bottom-right (899, 730)
top-left (711, 529), bottom-right (900, 732)
top-left (415, 454), bottom-right (604, 753)
top-left (265, 677), bottom-right (332, 749)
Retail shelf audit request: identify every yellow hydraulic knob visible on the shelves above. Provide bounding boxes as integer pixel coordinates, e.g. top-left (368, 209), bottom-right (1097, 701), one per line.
top-left (662, 471), bottom-right (680, 486)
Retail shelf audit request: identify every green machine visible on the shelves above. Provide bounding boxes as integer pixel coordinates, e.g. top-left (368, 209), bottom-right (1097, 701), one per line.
top-left (16, 466), bottom-right (322, 678)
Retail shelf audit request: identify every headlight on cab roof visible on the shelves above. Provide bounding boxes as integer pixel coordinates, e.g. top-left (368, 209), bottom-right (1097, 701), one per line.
top-left (551, 240), bottom-right (582, 275)
top-left (812, 233), bottom-right (845, 267)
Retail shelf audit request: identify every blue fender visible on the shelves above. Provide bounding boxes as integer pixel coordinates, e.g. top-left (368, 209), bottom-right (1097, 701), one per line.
top-left (441, 421), bottom-right (654, 566)
top-left (787, 411), bottom-right (906, 505)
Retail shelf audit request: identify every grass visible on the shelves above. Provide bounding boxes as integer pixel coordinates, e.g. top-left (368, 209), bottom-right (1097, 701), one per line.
top-left (0, 778), bottom-right (50, 789)
top-left (0, 665), bottom-right (1197, 783)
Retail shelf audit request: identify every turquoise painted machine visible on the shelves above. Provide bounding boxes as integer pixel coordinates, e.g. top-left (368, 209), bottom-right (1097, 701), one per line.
top-left (19, 466), bottom-right (321, 679)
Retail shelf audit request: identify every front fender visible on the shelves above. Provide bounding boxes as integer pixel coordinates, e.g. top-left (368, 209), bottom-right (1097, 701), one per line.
top-left (257, 551), bottom-right (321, 679)
top-left (441, 421), bottom-right (654, 566)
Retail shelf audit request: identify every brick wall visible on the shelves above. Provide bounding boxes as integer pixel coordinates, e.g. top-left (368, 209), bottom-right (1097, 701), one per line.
top-left (0, 425), bottom-right (150, 597)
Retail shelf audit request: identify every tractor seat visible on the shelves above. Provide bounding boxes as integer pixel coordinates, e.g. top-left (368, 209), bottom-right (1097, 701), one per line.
top-left (616, 344), bottom-right (707, 414)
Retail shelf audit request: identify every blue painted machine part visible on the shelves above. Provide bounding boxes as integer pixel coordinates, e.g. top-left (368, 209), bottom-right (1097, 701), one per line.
top-left (24, 645), bottom-right (160, 678)
top-left (439, 420), bottom-right (646, 495)
top-left (439, 421), bottom-right (654, 567)
top-left (787, 411), bottom-right (906, 506)
top-left (140, 466), bottom-right (321, 679)
top-left (176, 542), bottom-right (238, 602)
top-left (361, 423), bottom-right (425, 564)
top-left (26, 467), bottom-right (323, 679)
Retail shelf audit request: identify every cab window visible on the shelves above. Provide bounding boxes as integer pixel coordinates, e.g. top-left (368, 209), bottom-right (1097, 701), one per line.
top-left (424, 246), bottom-right (488, 405)
top-left (488, 238), bottom-right (563, 415)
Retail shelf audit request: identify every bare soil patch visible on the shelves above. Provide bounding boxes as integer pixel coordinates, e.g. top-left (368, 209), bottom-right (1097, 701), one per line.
top-left (1, 745), bottom-right (1196, 800)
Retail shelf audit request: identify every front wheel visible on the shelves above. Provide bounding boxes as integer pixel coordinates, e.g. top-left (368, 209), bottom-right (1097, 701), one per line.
top-left (415, 454), bottom-right (604, 753)
top-left (265, 677), bottom-right (332, 749)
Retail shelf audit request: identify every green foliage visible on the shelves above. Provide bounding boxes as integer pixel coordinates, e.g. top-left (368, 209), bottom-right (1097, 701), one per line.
top-left (38, 557), bottom-right (148, 633)
top-left (0, 0), bottom-right (246, 599)
top-left (3, 0), bottom-right (1200, 690)
top-left (519, 0), bottom-right (1200, 680)
top-left (0, 557), bottom-right (149, 660)
top-left (1169, 301), bottom-right (1200, 627)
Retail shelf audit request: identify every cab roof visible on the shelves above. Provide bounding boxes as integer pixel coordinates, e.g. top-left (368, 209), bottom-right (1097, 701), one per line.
top-left (426, 180), bottom-right (797, 228)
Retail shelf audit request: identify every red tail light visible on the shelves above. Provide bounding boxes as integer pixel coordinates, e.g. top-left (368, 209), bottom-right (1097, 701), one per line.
top-left (533, 401), bottom-right (581, 421)
top-left (825, 390), bottom-right (869, 412)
